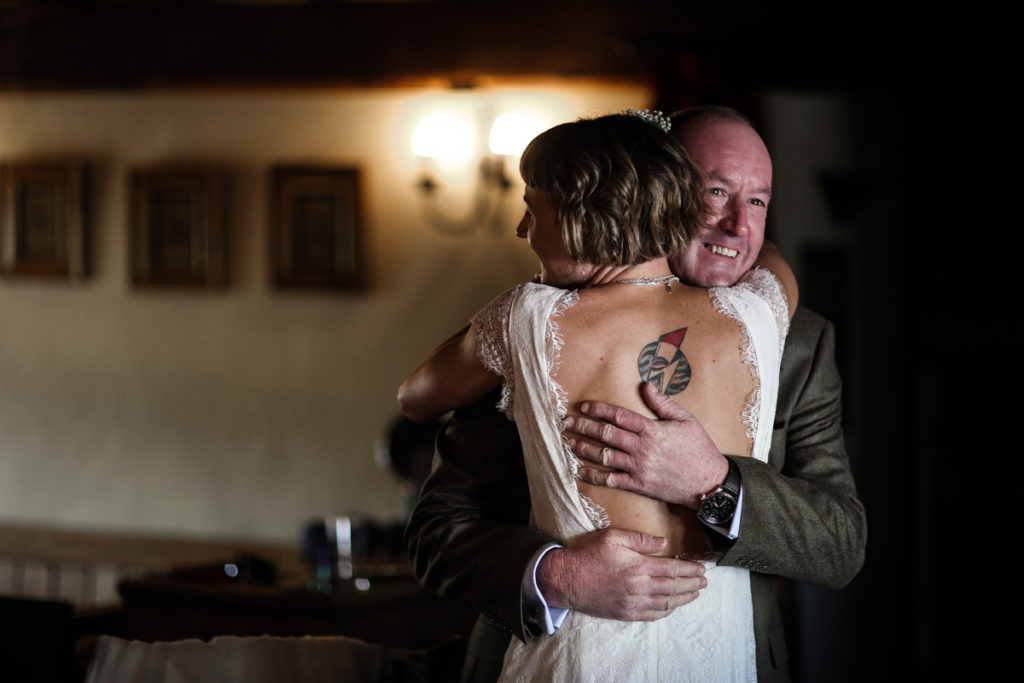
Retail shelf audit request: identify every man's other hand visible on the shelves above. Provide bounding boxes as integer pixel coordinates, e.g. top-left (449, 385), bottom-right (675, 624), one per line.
top-left (565, 382), bottom-right (728, 509)
top-left (536, 528), bottom-right (707, 621)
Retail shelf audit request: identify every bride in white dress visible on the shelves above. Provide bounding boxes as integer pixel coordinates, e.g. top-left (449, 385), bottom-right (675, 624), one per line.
top-left (399, 111), bottom-right (795, 682)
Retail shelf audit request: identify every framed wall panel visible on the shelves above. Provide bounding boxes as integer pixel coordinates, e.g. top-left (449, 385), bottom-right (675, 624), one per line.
top-left (270, 167), bottom-right (365, 290)
top-left (130, 167), bottom-right (227, 288)
top-left (0, 160), bottom-right (88, 280)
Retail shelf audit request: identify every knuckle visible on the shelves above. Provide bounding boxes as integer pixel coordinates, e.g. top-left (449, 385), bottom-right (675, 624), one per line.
top-left (566, 418), bottom-right (586, 436)
top-left (611, 406), bottom-right (632, 426)
top-left (578, 418), bottom-right (599, 437)
top-left (629, 598), bottom-right (650, 617)
top-left (623, 574), bottom-right (645, 591)
top-left (580, 444), bottom-right (600, 463)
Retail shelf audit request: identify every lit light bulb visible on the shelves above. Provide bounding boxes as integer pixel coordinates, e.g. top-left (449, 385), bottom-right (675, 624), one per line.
top-left (411, 112), bottom-right (477, 169)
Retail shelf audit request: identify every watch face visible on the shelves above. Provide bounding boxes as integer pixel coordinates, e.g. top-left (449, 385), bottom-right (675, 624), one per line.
top-left (700, 491), bottom-right (736, 526)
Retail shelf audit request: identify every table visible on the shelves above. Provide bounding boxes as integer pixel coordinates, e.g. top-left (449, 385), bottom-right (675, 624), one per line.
top-left (117, 573), bottom-right (477, 651)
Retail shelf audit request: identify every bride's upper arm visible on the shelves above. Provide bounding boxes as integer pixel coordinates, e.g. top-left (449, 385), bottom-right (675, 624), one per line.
top-left (397, 325), bottom-right (501, 424)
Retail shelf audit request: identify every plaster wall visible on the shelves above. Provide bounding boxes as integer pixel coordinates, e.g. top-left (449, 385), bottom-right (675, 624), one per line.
top-left (0, 84), bottom-right (648, 543)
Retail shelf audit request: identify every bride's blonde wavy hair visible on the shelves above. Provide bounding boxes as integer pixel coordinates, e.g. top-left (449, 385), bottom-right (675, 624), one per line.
top-left (519, 113), bottom-right (705, 266)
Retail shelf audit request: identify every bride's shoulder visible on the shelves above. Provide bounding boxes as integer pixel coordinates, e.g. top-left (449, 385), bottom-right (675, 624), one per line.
top-left (709, 267), bottom-right (790, 341)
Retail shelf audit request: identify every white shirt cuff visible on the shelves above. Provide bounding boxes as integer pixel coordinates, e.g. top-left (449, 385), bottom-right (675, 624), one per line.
top-left (522, 543), bottom-right (569, 634)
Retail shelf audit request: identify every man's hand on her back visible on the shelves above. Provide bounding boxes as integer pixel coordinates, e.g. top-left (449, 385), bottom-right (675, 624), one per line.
top-left (536, 528), bottom-right (707, 621)
top-left (566, 382), bottom-right (729, 510)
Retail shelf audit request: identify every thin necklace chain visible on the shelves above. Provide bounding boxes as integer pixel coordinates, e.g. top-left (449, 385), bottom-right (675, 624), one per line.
top-left (609, 273), bottom-right (679, 292)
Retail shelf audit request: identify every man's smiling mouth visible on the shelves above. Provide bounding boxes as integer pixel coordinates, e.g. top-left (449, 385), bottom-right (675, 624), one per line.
top-left (705, 243), bottom-right (738, 258)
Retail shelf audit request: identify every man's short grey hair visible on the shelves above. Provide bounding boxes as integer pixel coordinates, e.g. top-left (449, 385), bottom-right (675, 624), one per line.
top-left (669, 106), bottom-right (756, 140)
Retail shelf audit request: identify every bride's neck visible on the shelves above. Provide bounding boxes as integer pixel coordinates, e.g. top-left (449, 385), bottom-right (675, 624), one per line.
top-left (586, 258), bottom-right (673, 287)
top-left (615, 259), bottom-right (673, 279)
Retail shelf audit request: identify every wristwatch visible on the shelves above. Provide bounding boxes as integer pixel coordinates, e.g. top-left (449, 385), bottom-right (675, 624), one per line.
top-left (696, 459), bottom-right (741, 526)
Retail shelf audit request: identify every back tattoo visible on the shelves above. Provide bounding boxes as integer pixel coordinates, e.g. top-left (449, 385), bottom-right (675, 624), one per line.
top-left (637, 328), bottom-right (691, 396)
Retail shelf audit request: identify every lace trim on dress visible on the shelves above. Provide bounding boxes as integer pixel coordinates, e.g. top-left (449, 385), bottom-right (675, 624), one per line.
top-left (471, 285), bottom-right (521, 417)
top-left (471, 283), bottom-right (614, 530)
top-left (708, 287), bottom-right (759, 443)
top-left (572, 448), bottom-right (612, 530)
top-left (708, 267), bottom-right (788, 443)
top-left (546, 291), bottom-right (611, 529)
top-left (545, 290), bottom-right (577, 424)
top-left (739, 267), bottom-right (790, 352)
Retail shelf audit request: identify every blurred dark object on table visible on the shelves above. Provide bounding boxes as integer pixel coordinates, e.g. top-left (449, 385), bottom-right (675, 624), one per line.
top-left (303, 516), bottom-right (408, 592)
top-left (169, 552), bottom-right (277, 586)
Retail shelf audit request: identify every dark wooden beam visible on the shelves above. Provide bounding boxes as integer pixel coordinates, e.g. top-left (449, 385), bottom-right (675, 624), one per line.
top-left (0, 1), bottom-right (911, 102)
top-left (0, 1), bottom-right (722, 89)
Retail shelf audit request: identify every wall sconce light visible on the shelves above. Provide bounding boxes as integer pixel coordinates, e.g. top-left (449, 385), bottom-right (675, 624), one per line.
top-left (412, 107), bottom-right (548, 237)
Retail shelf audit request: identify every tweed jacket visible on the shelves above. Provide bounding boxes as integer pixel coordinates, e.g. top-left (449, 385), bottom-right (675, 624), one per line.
top-left (404, 306), bottom-right (867, 682)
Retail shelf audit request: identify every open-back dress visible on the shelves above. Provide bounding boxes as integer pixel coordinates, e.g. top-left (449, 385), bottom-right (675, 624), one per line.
top-left (471, 268), bottom-right (789, 683)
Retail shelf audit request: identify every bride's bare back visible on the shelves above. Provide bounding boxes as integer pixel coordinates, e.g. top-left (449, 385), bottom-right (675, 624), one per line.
top-left (555, 281), bottom-right (754, 558)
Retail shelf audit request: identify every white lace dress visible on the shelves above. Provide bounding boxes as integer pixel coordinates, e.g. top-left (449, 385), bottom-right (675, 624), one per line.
top-left (471, 269), bottom-right (789, 683)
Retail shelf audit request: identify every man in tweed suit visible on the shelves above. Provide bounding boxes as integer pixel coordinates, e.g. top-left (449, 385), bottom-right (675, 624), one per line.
top-left (404, 107), bottom-right (866, 682)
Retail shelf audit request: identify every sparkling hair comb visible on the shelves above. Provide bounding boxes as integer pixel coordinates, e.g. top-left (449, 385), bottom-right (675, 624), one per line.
top-left (621, 108), bottom-right (671, 134)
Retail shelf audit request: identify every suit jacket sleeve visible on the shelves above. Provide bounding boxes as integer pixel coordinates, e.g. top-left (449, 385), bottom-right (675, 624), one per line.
top-left (716, 307), bottom-right (867, 588)
top-left (403, 390), bottom-right (555, 643)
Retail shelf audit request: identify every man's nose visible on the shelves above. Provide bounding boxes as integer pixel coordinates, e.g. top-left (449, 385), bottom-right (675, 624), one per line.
top-left (721, 198), bottom-right (750, 235)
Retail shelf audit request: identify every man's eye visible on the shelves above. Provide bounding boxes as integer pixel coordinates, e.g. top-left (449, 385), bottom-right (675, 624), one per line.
top-left (708, 188), bottom-right (725, 196)
top-left (750, 198), bottom-right (766, 208)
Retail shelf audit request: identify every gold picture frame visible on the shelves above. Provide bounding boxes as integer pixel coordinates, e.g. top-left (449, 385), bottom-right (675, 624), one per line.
top-left (0, 160), bottom-right (88, 279)
top-left (130, 166), bottom-right (227, 288)
top-left (270, 166), bottom-right (365, 290)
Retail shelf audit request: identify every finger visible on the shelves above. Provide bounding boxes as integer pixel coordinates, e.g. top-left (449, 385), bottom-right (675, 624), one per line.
top-left (645, 556), bottom-right (706, 578)
top-left (640, 382), bottom-right (692, 421)
top-left (609, 529), bottom-right (668, 556)
top-left (569, 438), bottom-right (633, 471)
top-left (577, 400), bottom-right (653, 435)
top-left (576, 465), bottom-right (608, 485)
top-left (565, 419), bottom-right (634, 456)
top-left (564, 414), bottom-right (640, 453)
top-left (660, 589), bottom-right (701, 611)
top-left (576, 466), bottom-right (635, 492)
top-left (646, 574), bottom-right (708, 595)
top-left (633, 591), bottom-right (701, 621)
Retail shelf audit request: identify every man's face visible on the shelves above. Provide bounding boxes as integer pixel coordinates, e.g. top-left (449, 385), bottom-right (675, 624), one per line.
top-left (669, 119), bottom-right (772, 287)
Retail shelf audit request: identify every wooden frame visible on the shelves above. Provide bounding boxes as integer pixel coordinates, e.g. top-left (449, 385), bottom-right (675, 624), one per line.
top-left (0, 160), bottom-right (88, 279)
top-left (270, 167), bottom-right (364, 290)
top-left (130, 167), bottom-right (226, 288)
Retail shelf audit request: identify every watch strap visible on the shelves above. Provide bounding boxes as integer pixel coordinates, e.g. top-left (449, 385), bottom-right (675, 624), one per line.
top-left (720, 457), bottom-right (740, 497)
